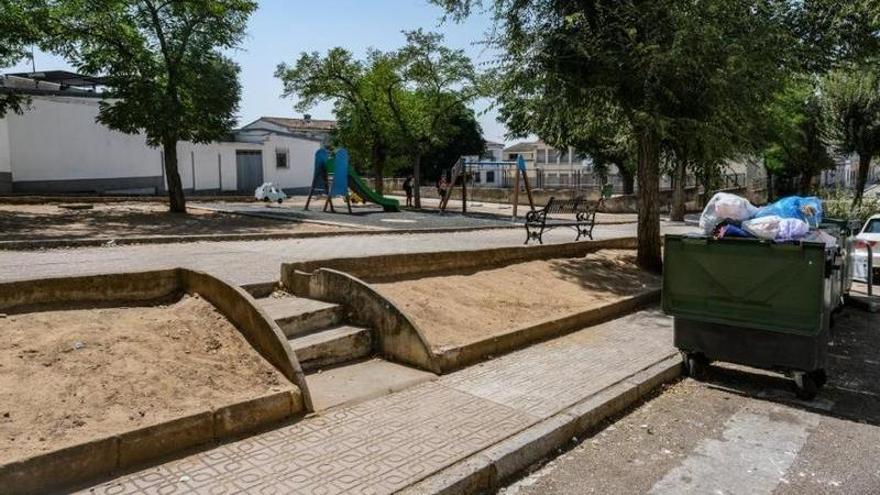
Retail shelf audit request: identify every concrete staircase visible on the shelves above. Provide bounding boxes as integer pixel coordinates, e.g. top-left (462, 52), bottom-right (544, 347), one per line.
top-left (254, 293), bottom-right (436, 410)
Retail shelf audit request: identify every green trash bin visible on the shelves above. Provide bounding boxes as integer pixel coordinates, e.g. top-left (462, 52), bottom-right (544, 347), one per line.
top-left (662, 234), bottom-right (842, 399)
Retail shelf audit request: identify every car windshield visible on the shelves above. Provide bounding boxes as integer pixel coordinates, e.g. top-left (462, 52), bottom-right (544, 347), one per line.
top-left (864, 219), bottom-right (880, 234)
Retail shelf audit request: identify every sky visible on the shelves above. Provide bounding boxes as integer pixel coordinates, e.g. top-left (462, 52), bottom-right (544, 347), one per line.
top-left (5, 0), bottom-right (513, 144)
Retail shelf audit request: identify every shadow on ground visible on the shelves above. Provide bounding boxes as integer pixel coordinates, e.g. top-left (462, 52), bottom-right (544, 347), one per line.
top-left (695, 306), bottom-right (880, 426)
top-left (547, 251), bottom-right (659, 296)
top-left (0, 204), bottom-right (335, 241)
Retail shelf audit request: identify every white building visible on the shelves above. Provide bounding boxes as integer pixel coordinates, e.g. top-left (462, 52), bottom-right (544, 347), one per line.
top-left (0, 72), bottom-right (324, 195)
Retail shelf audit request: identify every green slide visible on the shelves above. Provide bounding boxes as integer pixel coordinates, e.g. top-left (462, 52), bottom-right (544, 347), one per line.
top-left (347, 166), bottom-right (400, 212)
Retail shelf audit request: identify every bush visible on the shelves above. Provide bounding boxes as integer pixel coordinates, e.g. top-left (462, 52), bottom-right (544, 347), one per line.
top-left (821, 188), bottom-right (880, 228)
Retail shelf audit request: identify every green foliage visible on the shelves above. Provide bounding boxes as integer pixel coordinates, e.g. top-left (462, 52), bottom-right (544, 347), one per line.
top-left (276, 31), bottom-right (484, 196)
top-left (819, 65), bottom-right (880, 204)
top-left (277, 47), bottom-right (400, 187)
top-left (50, 0), bottom-right (256, 212)
top-left (794, 0), bottom-right (880, 71)
top-left (434, 0), bottom-right (791, 271)
top-left (820, 66), bottom-right (880, 158)
top-left (763, 77), bottom-right (836, 194)
top-left (0, 0), bottom-right (47, 116)
top-left (419, 101), bottom-right (485, 179)
top-left (53, 0), bottom-right (255, 147)
top-left (822, 188), bottom-right (880, 225)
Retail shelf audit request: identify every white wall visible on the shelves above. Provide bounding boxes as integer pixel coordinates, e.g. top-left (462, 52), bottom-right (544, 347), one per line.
top-left (0, 117), bottom-right (10, 174)
top-left (6, 96), bottom-right (162, 182)
top-left (175, 141), bottom-right (260, 192)
top-left (3, 95), bottom-right (318, 193)
top-left (260, 134), bottom-right (320, 191)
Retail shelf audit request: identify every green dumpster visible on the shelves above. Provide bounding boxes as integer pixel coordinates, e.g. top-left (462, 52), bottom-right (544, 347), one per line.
top-left (662, 234), bottom-right (842, 399)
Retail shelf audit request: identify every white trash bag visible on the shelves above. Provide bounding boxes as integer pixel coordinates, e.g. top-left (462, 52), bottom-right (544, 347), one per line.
top-left (699, 192), bottom-right (758, 234)
top-left (742, 215), bottom-right (810, 241)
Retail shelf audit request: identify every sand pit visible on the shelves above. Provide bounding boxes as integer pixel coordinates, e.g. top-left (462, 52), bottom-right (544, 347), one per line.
top-left (0, 295), bottom-right (292, 462)
top-left (374, 250), bottom-right (659, 350)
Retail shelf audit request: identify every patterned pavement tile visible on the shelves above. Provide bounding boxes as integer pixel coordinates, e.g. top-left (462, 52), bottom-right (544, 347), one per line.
top-left (440, 309), bottom-right (675, 418)
top-left (81, 382), bottom-right (538, 495)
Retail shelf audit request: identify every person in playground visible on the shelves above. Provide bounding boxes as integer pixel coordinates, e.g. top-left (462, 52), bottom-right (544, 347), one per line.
top-left (403, 175), bottom-right (414, 207)
top-left (438, 175), bottom-right (449, 203)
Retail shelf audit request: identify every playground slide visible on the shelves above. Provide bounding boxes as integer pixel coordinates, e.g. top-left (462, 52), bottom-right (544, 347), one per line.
top-left (347, 166), bottom-right (400, 212)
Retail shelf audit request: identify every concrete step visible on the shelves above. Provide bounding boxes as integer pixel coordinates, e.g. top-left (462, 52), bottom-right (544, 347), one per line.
top-left (305, 358), bottom-right (438, 411)
top-left (255, 296), bottom-right (345, 338)
top-left (289, 325), bottom-right (372, 371)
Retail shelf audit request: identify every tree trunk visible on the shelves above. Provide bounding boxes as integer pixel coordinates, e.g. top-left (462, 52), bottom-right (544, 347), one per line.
top-left (799, 172), bottom-right (813, 196)
top-left (670, 158), bottom-right (687, 222)
top-left (372, 145), bottom-right (385, 195)
top-left (413, 153), bottom-right (423, 209)
top-left (853, 153), bottom-right (871, 207)
top-left (162, 137), bottom-right (186, 213)
top-left (619, 164), bottom-right (635, 195)
top-left (636, 130), bottom-right (662, 274)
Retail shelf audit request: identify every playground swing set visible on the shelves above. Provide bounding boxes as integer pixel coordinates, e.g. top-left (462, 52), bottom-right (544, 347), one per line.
top-left (439, 156), bottom-right (536, 220)
top-left (304, 147), bottom-right (400, 213)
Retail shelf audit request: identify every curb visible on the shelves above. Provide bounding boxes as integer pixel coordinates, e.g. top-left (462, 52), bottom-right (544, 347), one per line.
top-left (0, 390), bottom-right (302, 495)
top-left (193, 204), bottom-right (525, 235)
top-left (434, 290), bottom-right (661, 373)
top-left (399, 354), bottom-right (683, 495)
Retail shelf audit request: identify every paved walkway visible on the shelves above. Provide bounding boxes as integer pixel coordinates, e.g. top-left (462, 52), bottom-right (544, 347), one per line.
top-left (79, 309), bottom-right (676, 494)
top-left (0, 223), bottom-right (696, 286)
top-left (502, 308), bottom-right (880, 495)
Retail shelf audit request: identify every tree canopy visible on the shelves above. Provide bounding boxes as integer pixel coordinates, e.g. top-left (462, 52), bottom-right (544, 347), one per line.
top-left (820, 65), bottom-right (880, 206)
top-left (435, 0), bottom-right (792, 272)
top-left (277, 32), bottom-right (484, 199)
top-left (51, 0), bottom-right (256, 212)
top-left (0, 0), bottom-right (46, 116)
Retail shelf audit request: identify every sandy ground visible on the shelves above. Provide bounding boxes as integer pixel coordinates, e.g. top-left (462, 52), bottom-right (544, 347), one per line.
top-left (0, 295), bottom-right (291, 462)
top-left (374, 250), bottom-right (660, 349)
top-left (0, 202), bottom-right (347, 241)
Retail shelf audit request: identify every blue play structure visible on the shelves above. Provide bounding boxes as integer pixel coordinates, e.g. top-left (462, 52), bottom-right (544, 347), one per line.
top-left (304, 147), bottom-right (400, 213)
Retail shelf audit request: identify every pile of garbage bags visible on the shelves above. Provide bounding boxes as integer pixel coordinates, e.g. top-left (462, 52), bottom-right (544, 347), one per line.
top-left (700, 193), bottom-right (826, 243)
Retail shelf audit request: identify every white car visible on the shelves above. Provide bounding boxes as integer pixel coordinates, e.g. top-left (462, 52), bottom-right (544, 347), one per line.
top-left (255, 183), bottom-right (287, 204)
top-left (853, 214), bottom-right (880, 283)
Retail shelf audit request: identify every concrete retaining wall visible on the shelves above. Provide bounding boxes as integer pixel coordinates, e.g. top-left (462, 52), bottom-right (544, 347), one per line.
top-left (282, 239), bottom-right (655, 373)
top-left (1, 390), bottom-right (301, 495)
top-left (282, 237), bottom-right (638, 290)
top-left (0, 269), bottom-right (309, 406)
top-left (434, 290), bottom-right (661, 372)
top-left (305, 269), bottom-right (439, 373)
top-left (0, 269), bottom-right (312, 494)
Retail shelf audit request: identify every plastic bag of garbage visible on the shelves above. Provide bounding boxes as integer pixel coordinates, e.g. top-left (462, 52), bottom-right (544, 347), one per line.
top-left (754, 196), bottom-right (823, 227)
top-left (699, 192), bottom-right (758, 234)
top-left (743, 215), bottom-right (810, 241)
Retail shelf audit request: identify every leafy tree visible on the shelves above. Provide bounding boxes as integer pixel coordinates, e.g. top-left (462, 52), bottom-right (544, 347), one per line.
top-left (435, 0), bottom-right (789, 272)
top-left (794, 0), bottom-right (880, 72)
top-left (820, 66), bottom-right (880, 206)
top-left (53, 0), bottom-right (256, 213)
top-left (419, 100), bottom-right (485, 180)
top-left (277, 48), bottom-right (400, 194)
top-left (0, 0), bottom-right (46, 116)
top-left (764, 78), bottom-right (836, 197)
top-left (386, 30), bottom-right (482, 207)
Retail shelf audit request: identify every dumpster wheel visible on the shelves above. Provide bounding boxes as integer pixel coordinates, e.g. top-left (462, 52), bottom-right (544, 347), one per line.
top-left (792, 371), bottom-right (819, 400)
top-left (682, 352), bottom-right (709, 380)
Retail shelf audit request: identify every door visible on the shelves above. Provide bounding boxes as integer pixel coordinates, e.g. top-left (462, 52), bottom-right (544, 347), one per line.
top-left (236, 150), bottom-right (264, 193)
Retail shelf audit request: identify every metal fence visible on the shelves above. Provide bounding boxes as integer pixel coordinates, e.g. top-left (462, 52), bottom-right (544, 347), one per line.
top-left (374, 170), bottom-right (752, 195)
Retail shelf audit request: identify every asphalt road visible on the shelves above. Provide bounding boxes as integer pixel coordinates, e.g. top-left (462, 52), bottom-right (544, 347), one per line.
top-left (501, 307), bottom-right (880, 495)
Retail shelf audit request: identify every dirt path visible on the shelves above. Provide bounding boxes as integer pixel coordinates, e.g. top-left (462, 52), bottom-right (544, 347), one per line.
top-left (0, 295), bottom-right (292, 462)
top-left (0, 202), bottom-right (346, 241)
top-left (374, 250), bottom-right (660, 349)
